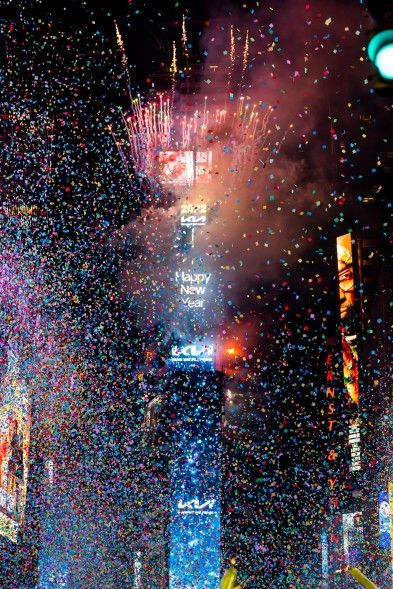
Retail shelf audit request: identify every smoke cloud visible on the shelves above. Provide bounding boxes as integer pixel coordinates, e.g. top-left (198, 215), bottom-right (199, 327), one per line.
top-left (116, 0), bottom-right (374, 353)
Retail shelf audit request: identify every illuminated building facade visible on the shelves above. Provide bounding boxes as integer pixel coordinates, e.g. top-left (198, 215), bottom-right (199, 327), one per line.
top-left (136, 128), bottom-right (223, 587)
top-left (361, 264), bottom-right (393, 589)
top-left (166, 365), bottom-right (222, 589)
top-left (140, 360), bottom-right (223, 589)
top-left (319, 336), bottom-right (351, 588)
top-left (0, 253), bottom-right (41, 588)
top-left (321, 227), bottom-right (392, 588)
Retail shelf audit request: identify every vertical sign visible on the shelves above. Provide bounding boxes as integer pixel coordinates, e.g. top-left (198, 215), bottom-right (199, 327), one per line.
top-left (389, 483), bottom-right (393, 585)
top-left (0, 346), bottom-right (31, 543)
top-left (321, 532), bottom-right (329, 589)
top-left (343, 512), bottom-right (363, 568)
top-left (336, 234), bottom-right (362, 474)
top-left (167, 153), bottom-right (220, 589)
top-left (168, 373), bottom-right (221, 589)
top-left (322, 343), bottom-right (345, 576)
top-left (378, 491), bottom-right (391, 550)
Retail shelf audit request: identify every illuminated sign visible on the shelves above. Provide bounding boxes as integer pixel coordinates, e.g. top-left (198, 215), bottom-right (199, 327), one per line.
top-left (171, 344), bottom-right (214, 364)
top-left (180, 203), bottom-right (208, 227)
top-left (343, 512), bottom-right (363, 567)
top-left (336, 234), bottom-right (360, 407)
top-left (158, 151), bottom-right (213, 186)
top-left (348, 420), bottom-right (361, 472)
top-left (0, 351), bottom-right (31, 544)
top-left (378, 491), bottom-right (391, 550)
top-left (177, 498), bottom-right (216, 515)
top-left (168, 371), bottom-right (221, 589)
top-left (321, 532), bottom-right (329, 589)
top-left (336, 233), bottom-right (355, 321)
top-left (134, 551), bottom-right (142, 589)
top-left (169, 505), bottom-right (220, 589)
top-left (389, 483), bottom-right (393, 587)
top-left (175, 270), bottom-right (211, 309)
top-left (341, 333), bottom-right (359, 406)
top-left (159, 151), bottom-right (194, 186)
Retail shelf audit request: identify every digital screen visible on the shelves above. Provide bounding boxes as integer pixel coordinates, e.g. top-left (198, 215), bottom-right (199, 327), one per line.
top-left (348, 419), bottom-right (361, 472)
top-left (336, 234), bottom-right (359, 406)
top-left (169, 493), bottom-right (220, 589)
top-left (170, 344), bottom-right (215, 369)
top-left (320, 532), bottom-right (328, 589)
top-left (180, 203), bottom-right (208, 227)
top-left (167, 371), bottom-right (221, 589)
top-left (336, 233), bottom-right (355, 322)
top-left (342, 512), bottom-right (363, 567)
top-left (158, 151), bottom-right (213, 186)
top-left (0, 348), bottom-right (31, 543)
top-left (389, 483), bottom-right (393, 568)
top-left (378, 491), bottom-right (391, 550)
top-left (159, 151), bottom-right (194, 186)
top-left (341, 333), bottom-right (359, 406)
top-left (195, 151), bottom-right (213, 183)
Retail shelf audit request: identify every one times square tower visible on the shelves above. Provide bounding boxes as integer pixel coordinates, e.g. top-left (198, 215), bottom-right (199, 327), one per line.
top-left (140, 145), bottom-right (223, 589)
top-left (165, 147), bottom-right (222, 589)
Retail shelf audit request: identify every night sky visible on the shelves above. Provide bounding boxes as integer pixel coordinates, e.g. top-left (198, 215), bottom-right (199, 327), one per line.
top-left (1, 0), bottom-right (392, 587)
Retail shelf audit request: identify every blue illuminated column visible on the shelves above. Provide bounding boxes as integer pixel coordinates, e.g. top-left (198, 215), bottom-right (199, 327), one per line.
top-left (164, 152), bottom-right (221, 589)
top-left (166, 363), bottom-right (222, 589)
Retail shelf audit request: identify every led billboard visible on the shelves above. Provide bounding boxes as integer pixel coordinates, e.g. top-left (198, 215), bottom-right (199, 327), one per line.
top-left (336, 234), bottom-right (359, 406)
top-left (336, 233), bottom-right (355, 322)
top-left (170, 344), bottom-right (215, 368)
top-left (159, 151), bottom-right (194, 186)
top-left (169, 494), bottom-right (220, 589)
top-left (378, 491), bottom-right (391, 550)
top-left (167, 371), bottom-right (222, 589)
top-left (342, 512), bottom-right (363, 568)
top-left (0, 353), bottom-right (31, 543)
top-left (336, 234), bottom-right (361, 474)
top-left (158, 151), bottom-right (213, 186)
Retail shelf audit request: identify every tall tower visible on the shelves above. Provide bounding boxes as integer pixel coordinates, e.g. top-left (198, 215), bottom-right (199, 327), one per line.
top-left (164, 143), bottom-right (222, 589)
top-left (123, 92), bottom-right (264, 587)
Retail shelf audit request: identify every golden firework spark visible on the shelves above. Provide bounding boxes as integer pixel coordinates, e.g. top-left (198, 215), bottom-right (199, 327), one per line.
top-left (241, 30), bottom-right (249, 85)
top-left (182, 15), bottom-right (189, 62)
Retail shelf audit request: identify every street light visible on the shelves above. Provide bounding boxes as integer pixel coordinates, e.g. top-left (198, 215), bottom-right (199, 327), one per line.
top-left (368, 30), bottom-right (393, 80)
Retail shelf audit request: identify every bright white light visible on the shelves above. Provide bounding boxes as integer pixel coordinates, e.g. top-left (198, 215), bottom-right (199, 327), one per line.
top-left (375, 43), bottom-right (393, 80)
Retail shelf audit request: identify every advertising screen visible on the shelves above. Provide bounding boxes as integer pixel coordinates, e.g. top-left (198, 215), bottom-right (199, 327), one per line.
top-left (195, 151), bottom-right (213, 183)
top-left (159, 151), bottom-right (194, 186)
top-left (170, 343), bottom-right (215, 370)
top-left (342, 512), bottom-right (363, 568)
top-left (379, 491), bottom-right (391, 550)
top-left (0, 349), bottom-right (31, 543)
top-left (336, 234), bottom-right (359, 406)
top-left (158, 151), bottom-right (213, 186)
top-left (167, 371), bottom-right (222, 589)
top-left (169, 495), bottom-right (220, 589)
top-left (336, 233), bottom-right (355, 322)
